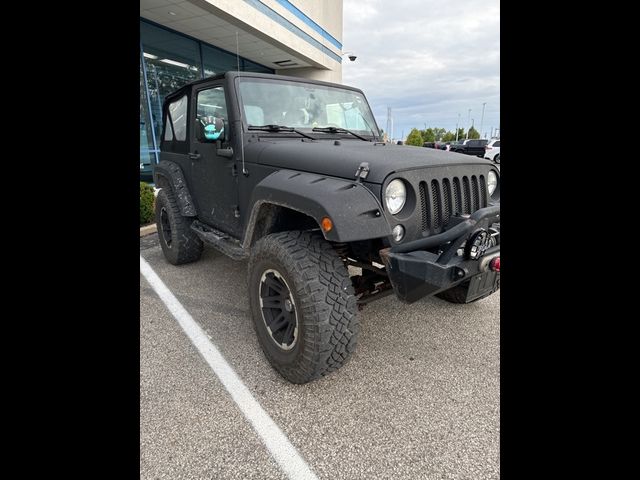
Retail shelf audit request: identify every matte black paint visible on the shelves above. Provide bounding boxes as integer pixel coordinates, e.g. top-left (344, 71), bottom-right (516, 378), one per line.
top-left (188, 79), bottom-right (242, 236)
top-left (245, 169), bottom-right (391, 244)
top-left (153, 160), bottom-right (197, 217)
top-left (382, 249), bottom-right (499, 303)
top-left (252, 137), bottom-right (493, 185)
top-left (155, 72), bottom-right (500, 304)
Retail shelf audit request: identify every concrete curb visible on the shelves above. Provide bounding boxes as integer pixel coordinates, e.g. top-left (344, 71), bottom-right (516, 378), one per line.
top-left (140, 224), bottom-right (157, 237)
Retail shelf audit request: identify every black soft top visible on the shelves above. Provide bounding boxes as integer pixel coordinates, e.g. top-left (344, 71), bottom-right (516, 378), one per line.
top-left (163, 71), bottom-right (365, 105)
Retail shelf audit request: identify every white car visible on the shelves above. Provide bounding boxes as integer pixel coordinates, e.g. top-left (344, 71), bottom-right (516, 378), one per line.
top-left (484, 139), bottom-right (500, 163)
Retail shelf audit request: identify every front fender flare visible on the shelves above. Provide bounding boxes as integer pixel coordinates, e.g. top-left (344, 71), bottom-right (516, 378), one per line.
top-left (244, 170), bottom-right (392, 244)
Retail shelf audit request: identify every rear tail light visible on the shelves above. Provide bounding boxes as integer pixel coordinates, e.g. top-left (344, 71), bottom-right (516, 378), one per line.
top-left (489, 257), bottom-right (500, 272)
top-left (486, 146), bottom-right (492, 150)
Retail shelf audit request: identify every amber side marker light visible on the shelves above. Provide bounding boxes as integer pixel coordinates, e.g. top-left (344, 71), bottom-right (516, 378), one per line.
top-left (490, 257), bottom-right (500, 272)
top-left (321, 217), bottom-right (333, 232)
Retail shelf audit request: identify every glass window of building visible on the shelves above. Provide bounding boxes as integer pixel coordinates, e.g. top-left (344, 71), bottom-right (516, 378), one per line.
top-left (202, 44), bottom-right (238, 77)
top-left (141, 21), bottom-right (201, 148)
top-left (242, 58), bottom-right (273, 74)
top-left (140, 57), bottom-right (156, 182)
top-left (139, 18), bottom-right (272, 182)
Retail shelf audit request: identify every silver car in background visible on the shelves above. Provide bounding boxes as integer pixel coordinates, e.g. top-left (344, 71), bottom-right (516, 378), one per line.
top-left (484, 138), bottom-right (500, 164)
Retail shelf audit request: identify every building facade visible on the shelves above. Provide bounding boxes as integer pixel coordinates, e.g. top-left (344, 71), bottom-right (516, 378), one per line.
top-left (140, 0), bottom-right (344, 181)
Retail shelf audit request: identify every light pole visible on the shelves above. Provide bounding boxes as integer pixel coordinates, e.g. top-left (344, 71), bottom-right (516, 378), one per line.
top-left (466, 109), bottom-right (471, 140)
top-left (479, 102), bottom-right (486, 139)
top-left (455, 113), bottom-right (460, 141)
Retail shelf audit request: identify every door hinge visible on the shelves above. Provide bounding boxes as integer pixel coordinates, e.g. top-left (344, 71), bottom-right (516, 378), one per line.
top-left (234, 206), bottom-right (241, 218)
top-left (231, 164), bottom-right (238, 177)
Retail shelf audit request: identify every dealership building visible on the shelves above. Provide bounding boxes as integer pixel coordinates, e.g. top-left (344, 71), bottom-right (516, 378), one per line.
top-left (140, 0), bottom-right (344, 181)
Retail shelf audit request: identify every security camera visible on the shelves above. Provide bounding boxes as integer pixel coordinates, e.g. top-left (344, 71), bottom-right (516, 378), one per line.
top-left (348, 55), bottom-right (357, 62)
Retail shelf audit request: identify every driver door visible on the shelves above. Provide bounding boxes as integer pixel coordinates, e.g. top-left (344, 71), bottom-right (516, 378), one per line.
top-left (189, 84), bottom-right (241, 236)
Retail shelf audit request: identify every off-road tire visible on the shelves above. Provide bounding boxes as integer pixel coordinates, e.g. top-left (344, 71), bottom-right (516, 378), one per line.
top-left (248, 231), bottom-right (358, 384)
top-left (436, 275), bottom-right (500, 304)
top-left (155, 188), bottom-right (203, 265)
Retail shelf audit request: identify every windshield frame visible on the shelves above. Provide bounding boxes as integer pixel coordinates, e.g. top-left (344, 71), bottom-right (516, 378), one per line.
top-left (234, 75), bottom-right (380, 139)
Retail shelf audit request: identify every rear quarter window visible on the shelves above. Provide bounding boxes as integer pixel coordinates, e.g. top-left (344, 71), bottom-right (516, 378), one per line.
top-left (167, 95), bottom-right (188, 141)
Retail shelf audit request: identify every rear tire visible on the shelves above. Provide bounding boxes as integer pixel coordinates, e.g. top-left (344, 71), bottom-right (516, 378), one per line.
top-left (248, 231), bottom-right (358, 384)
top-left (155, 188), bottom-right (203, 265)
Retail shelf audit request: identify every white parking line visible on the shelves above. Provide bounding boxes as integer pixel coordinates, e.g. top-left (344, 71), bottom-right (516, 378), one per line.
top-left (140, 255), bottom-right (318, 480)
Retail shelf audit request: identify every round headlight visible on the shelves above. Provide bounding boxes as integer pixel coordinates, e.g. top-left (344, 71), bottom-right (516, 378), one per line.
top-left (487, 171), bottom-right (498, 196)
top-left (385, 179), bottom-right (407, 215)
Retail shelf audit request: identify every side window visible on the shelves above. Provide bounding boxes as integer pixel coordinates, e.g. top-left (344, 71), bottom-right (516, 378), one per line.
top-left (494, 141), bottom-right (500, 147)
top-left (167, 95), bottom-right (188, 141)
top-left (196, 87), bottom-right (228, 143)
top-left (163, 113), bottom-right (173, 141)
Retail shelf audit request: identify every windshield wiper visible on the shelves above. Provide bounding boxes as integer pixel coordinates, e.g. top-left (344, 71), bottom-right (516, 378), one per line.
top-left (248, 124), bottom-right (316, 140)
top-left (312, 126), bottom-right (371, 141)
top-left (354, 111), bottom-right (379, 141)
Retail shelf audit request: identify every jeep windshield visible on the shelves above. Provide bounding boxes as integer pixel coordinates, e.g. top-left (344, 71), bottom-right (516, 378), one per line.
top-left (237, 77), bottom-right (379, 139)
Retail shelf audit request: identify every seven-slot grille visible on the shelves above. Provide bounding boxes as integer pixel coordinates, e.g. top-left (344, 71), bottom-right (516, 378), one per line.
top-left (419, 175), bottom-right (488, 233)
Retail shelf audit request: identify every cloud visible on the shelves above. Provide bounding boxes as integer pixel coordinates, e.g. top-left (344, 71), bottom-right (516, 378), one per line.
top-left (342, 0), bottom-right (500, 139)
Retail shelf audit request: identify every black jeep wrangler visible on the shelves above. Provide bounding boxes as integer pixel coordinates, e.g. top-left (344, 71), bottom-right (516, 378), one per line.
top-left (154, 72), bottom-right (500, 384)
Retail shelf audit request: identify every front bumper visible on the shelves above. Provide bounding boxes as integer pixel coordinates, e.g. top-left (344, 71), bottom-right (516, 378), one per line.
top-left (380, 205), bottom-right (500, 303)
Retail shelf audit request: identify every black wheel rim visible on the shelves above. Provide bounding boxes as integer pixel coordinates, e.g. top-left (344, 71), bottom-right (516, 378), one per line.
top-left (160, 207), bottom-right (172, 247)
top-left (259, 269), bottom-right (298, 350)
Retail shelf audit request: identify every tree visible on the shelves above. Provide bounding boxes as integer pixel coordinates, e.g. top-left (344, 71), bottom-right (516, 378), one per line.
top-left (433, 127), bottom-right (447, 141)
top-left (468, 126), bottom-right (480, 139)
top-left (405, 128), bottom-right (423, 146)
top-left (442, 131), bottom-right (456, 142)
top-left (421, 128), bottom-right (435, 143)
top-left (456, 128), bottom-right (465, 140)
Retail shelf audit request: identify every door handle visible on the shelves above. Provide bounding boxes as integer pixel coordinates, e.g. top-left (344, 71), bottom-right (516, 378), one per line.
top-left (188, 152), bottom-right (201, 160)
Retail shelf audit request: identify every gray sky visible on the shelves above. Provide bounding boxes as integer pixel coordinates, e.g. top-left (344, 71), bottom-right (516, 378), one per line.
top-left (341, 0), bottom-right (500, 141)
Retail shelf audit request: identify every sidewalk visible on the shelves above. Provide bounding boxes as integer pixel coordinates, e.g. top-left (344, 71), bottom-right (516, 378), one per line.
top-left (140, 223), bottom-right (157, 237)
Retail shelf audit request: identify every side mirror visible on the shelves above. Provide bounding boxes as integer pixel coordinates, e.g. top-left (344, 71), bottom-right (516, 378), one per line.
top-left (203, 116), bottom-right (225, 143)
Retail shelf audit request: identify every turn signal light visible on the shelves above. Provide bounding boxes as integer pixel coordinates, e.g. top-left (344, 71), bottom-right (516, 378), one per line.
top-left (321, 216), bottom-right (333, 233)
top-left (489, 257), bottom-right (500, 272)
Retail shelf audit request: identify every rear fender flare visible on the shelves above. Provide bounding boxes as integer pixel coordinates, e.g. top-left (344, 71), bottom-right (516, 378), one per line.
top-left (152, 160), bottom-right (197, 217)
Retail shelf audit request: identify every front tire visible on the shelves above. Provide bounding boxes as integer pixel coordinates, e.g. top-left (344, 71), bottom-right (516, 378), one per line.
top-left (248, 231), bottom-right (358, 384)
top-left (155, 188), bottom-right (203, 265)
top-left (494, 153), bottom-right (500, 164)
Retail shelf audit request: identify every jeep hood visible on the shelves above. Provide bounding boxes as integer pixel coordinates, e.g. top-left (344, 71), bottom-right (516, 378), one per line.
top-left (251, 139), bottom-right (493, 184)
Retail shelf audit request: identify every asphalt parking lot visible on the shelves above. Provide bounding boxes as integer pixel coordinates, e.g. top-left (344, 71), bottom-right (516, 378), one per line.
top-left (140, 233), bottom-right (500, 479)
